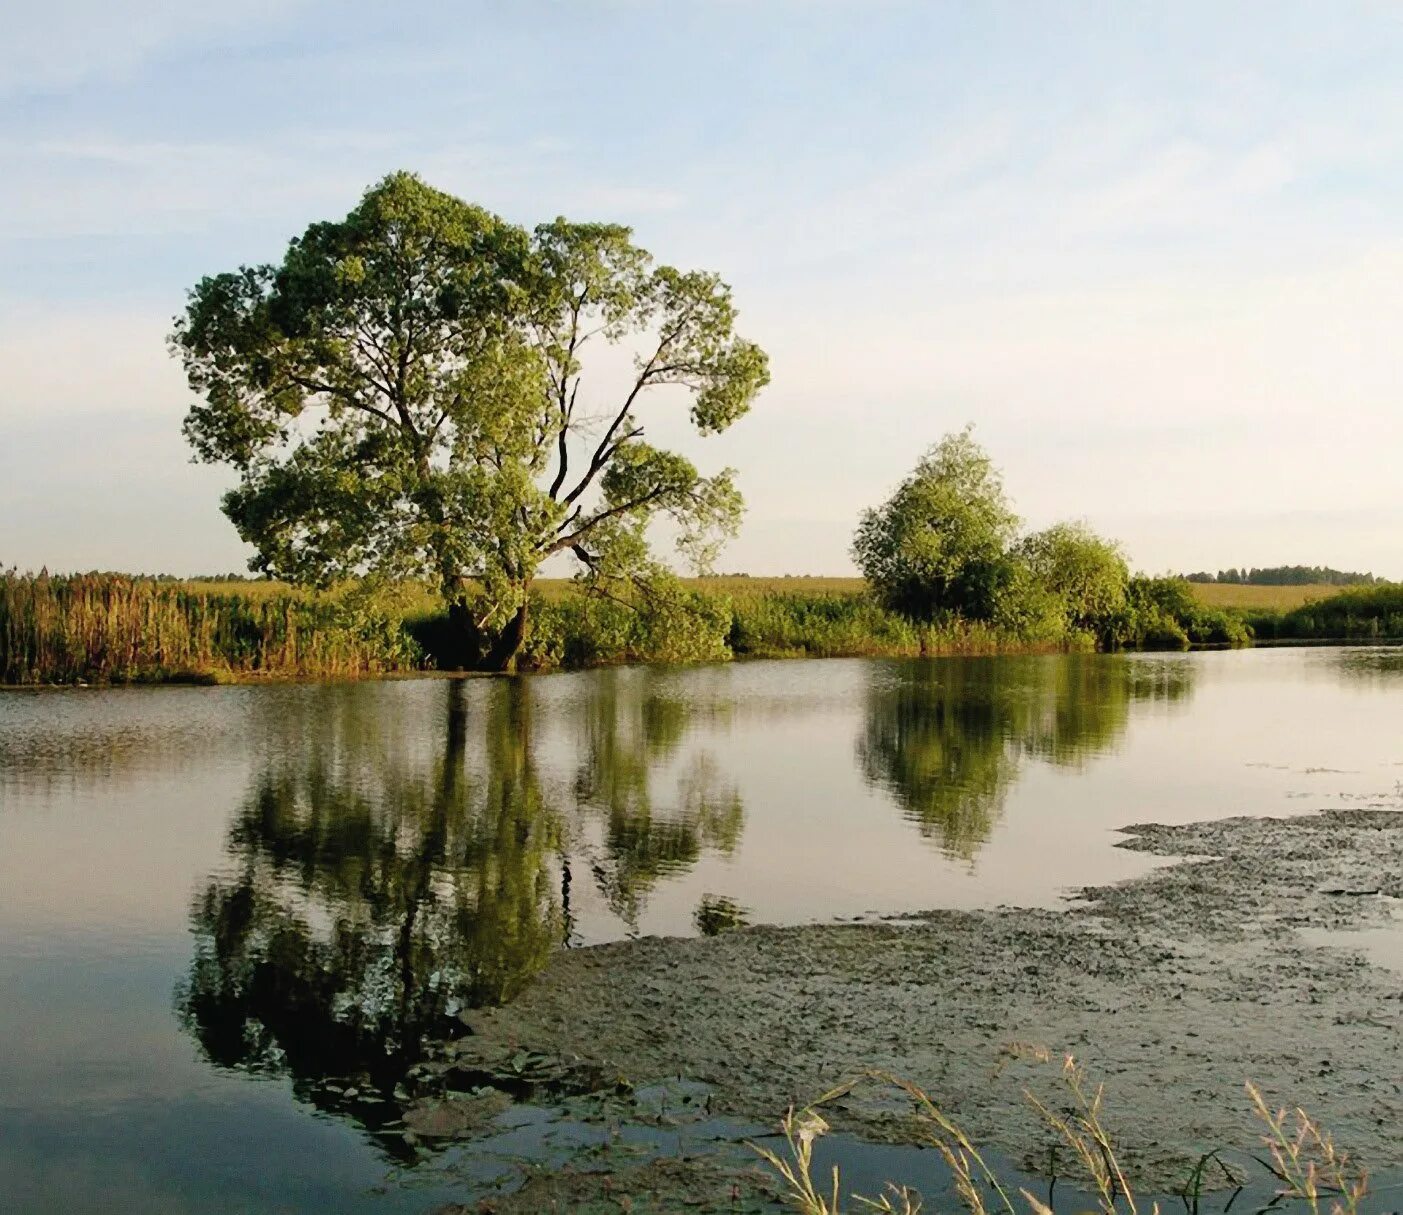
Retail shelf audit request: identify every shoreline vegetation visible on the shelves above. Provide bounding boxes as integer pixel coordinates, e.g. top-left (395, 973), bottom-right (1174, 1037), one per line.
top-left (2, 569), bottom-right (1401, 687)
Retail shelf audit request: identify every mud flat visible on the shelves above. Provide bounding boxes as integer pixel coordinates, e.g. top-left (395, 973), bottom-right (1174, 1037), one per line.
top-left (428, 806), bottom-right (1403, 1190)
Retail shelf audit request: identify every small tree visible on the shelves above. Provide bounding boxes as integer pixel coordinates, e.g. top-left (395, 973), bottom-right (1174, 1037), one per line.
top-left (851, 427), bottom-right (1020, 619)
top-left (172, 173), bottom-right (769, 671)
top-left (1017, 521), bottom-right (1129, 637)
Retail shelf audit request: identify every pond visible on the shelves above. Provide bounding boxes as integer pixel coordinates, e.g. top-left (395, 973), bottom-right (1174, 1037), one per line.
top-left (2, 648), bottom-right (1401, 1213)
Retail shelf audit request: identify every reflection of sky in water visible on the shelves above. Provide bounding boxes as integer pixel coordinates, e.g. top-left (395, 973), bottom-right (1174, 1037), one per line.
top-left (1302, 914), bottom-right (1403, 974)
top-left (1, 647), bottom-right (1401, 1213)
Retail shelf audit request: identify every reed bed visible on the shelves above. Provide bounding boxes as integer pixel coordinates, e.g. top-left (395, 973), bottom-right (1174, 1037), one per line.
top-left (0, 571), bottom-right (420, 685)
top-left (725, 592), bottom-right (1070, 659)
top-left (10, 570), bottom-right (1387, 685)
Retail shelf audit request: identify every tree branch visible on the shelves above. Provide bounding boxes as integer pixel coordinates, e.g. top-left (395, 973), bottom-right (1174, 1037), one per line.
top-left (284, 373), bottom-right (398, 426)
top-left (558, 296), bottom-right (703, 508)
top-left (548, 487), bottom-right (671, 554)
top-left (548, 380), bottom-right (581, 499)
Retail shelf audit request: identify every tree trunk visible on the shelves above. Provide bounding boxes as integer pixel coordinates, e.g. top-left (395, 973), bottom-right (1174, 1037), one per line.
top-left (439, 597), bottom-right (485, 671)
top-left (483, 600), bottom-right (530, 674)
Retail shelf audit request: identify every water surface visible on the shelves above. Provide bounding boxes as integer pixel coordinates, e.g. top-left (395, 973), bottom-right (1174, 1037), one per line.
top-left (2, 648), bottom-right (1400, 1213)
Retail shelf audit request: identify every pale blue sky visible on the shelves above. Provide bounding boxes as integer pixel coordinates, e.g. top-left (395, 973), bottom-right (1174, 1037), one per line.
top-left (4, 1), bottom-right (1402, 576)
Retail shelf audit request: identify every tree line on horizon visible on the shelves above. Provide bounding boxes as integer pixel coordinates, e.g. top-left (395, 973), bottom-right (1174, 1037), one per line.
top-left (1182, 566), bottom-right (1383, 587)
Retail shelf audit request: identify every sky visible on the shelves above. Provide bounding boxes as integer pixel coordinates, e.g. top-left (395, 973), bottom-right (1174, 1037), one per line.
top-left (3, 0), bottom-right (1401, 578)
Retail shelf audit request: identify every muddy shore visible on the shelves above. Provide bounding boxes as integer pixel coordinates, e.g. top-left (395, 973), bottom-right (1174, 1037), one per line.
top-left (430, 807), bottom-right (1403, 1191)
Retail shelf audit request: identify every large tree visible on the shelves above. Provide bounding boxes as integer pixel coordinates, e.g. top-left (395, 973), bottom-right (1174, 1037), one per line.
top-left (172, 173), bottom-right (769, 670)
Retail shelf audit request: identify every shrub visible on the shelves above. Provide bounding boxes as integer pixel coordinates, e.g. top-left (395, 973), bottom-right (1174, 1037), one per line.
top-left (1110, 577), bottom-right (1250, 650)
top-left (1273, 584), bottom-right (1403, 640)
top-left (852, 429), bottom-right (1020, 621)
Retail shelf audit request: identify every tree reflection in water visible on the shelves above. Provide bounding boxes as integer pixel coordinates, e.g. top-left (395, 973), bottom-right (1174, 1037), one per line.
top-left (178, 656), bottom-right (1192, 1143)
top-left (178, 680), bottom-right (564, 1147)
top-left (572, 673), bottom-right (743, 929)
top-left (178, 673), bottom-right (743, 1140)
top-left (858, 655), bottom-right (1194, 858)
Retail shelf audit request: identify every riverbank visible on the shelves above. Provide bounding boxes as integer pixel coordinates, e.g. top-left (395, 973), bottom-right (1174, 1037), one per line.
top-left (0, 571), bottom-right (1229, 685)
top-left (417, 804), bottom-right (1403, 1194)
top-left (4, 570), bottom-right (1400, 686)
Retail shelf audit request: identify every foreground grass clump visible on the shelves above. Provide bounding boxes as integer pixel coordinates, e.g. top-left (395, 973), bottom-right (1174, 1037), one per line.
top-left (0, 571), bottom-right (421, 684)
top-left (758, 1056), bottom-right (1367, 1215)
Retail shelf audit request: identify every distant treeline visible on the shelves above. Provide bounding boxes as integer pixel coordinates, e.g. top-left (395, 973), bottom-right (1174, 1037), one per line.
top-left (1183, 566), bottom-right (1381, 586)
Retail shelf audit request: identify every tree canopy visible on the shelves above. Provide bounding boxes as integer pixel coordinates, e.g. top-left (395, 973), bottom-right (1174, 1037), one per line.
top-left (171, 172), bottom-right (769, 670)
top-left (850, 427), bottom-right (1020, 620)
top-left (1017, 521), bottom-right (1129, 636)
top-left (853, 428), bottom-right (1146, 643)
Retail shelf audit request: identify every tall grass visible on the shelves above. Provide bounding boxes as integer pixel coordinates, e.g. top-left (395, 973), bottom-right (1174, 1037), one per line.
top-left (726, 592), bottom-right (1074, 659)
top-left (0, 571), bottom-right (420, 685)
top-left (13, 570), bottom-right (1383, 685)
top-left (757, 1056), bottom-right (1368, 1215)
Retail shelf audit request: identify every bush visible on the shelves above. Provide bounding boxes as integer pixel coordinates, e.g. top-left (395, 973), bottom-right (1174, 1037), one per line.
top-left (1270, 584), bottom-right (1403, 640)
top-left (850, 431), bottom-right (1129, 646)
top-left (852, 429), bottom-right (1020, 621)
top-left (1017, 522), bottom-right (1129, 640)
top-left (1109, 577), bottom-right (1250, 650)
top-left (520, 586), bottom-right (732, 669)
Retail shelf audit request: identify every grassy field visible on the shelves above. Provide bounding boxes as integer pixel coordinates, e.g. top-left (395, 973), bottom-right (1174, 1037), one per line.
top-left (1186, 582), bottom-right (1341, 610)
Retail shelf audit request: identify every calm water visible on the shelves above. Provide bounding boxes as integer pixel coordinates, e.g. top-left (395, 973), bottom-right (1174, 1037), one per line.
top-left (2, 648), bottom-right (1401, 1213)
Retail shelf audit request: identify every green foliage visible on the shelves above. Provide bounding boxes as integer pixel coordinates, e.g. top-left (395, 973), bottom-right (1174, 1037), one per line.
top-left (0, 570), bottom-right (419, 684)
top-left (851, 430), bottom-right (1121, 644)
top-left (850, 431), bottom-right (1261, 652)
top-left (521, 581), bottom-right (733, 669)
top-left (725, 591), bottom-right (1071, 659)
top-left (1250, 584), bottom-right (1403, 640)
top-left (1017, 522), bottom-right (1129, 638)
top-left (729, 592), bottom-right (921, 657)
top-left (1111, 576), bottom-right (1251, 649)
top-left (852, 427), bottom-right (1020, 620)
top-left (172, 172), bottom-right (768, 670)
